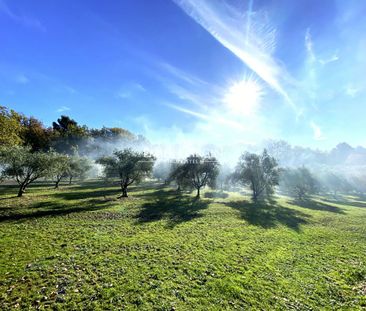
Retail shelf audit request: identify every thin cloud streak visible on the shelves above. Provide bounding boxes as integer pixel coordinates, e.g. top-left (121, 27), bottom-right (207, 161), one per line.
top-left (305, 28), bottom-right (316, 64)
top-left (56, 106), bottom-right (71, 113)
top-left (166, 103), bottom-right (245, 130)
top-left (0, 0), bottom-right (46, 32)
top-left (115, 82), bottom-right (146, 100)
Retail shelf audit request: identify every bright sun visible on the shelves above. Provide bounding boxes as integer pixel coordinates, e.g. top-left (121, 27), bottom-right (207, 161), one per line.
top-left (224, 77), bottom-right (263, 116)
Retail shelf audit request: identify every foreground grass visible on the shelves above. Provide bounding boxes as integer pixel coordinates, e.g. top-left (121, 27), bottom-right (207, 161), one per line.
top-left (0, 181), bottom-right (366, 310)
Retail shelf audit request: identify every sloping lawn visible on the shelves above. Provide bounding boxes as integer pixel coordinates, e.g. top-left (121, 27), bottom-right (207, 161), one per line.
top-left (1, 181), bottom-right (365, 310)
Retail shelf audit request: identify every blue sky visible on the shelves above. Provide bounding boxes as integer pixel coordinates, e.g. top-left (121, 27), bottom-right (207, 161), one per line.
top-left (1, 0), bottom-right (365, 149)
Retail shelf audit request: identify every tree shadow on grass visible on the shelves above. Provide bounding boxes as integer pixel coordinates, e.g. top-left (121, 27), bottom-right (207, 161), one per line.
top-left (224, 200), bottom-right (309, 231)
top-left (204, 191), bottom-right (229, 199)
top-left (0, 182), bottom-right (92, 199)
top-left (322, 198), bottom-right (366, 209)
top-left (52, 181), bottom-right (162, 201)
top-left (52, 188), bottom-right (121, 201)
top-left (0, 198), bottom-right (112, 223)
top-left (135, 189), bottom-right (209, 228)
top-left (289, 199), bottom-right (345, 214)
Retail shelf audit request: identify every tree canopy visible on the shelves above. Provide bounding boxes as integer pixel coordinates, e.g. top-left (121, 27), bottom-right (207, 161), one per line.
top-left (233, 150), bottom-right (280, 202)
top-left (0, 145), bottom-right (55, 197)
top-left (0, 106), bottom-right (23, 146)
top-left (169, 154), bottom-right (220, 198)
top-left (97, 149), bottom-right (156, 197)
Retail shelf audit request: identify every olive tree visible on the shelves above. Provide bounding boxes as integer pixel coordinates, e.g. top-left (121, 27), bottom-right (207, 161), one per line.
top-left (66, 155), bottom-right (92, 184)
top-left (233, 150), bottom-right (280, 202)
top-left (168, 160), bottom-right (191, 192)
top-left (170, 154), bottom-right (219, 198)
top-left (0, 146), bottom-right (54, 197)
top-left (48, 153), bottom-right (70, 189)
top-left (97, 149), bottom-right (156, 197)
top-left (280, 167), bottom-right (318, 200)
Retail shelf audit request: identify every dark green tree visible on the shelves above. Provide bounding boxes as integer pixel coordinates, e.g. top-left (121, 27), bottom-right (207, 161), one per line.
top-left (51, 115), bottom-right (88, 154)
top-left (0, 146), bottom-right (54, 197)
top-left (171, 154), bottom-right (219, 198)
top-left (97, 149), bottom-right (155, 197)
top-left (168, 160), bottom-right (190, 191)
top-left (233, 150), bottom-right (280, 202)
top-left (21, 116), bottom-right (51, 151)
top-left (47, 153), bottom-right (70, 189)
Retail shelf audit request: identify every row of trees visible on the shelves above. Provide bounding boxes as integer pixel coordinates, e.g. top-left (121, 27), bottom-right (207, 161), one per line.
top-left (0, 146), bottom-right (91, 197)
top-left (96, 149), bottom-right (318, 201)
top-left (1, 143), bottom-right (364, 201)
top-left (162, 155), bottom-right (365, 201)
top-left (96, 148), bottom-right (366, 201)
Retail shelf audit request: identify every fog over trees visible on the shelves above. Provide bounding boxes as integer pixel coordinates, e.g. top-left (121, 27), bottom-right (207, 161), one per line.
top-left (1, 105), bottom-right (366, 200)
top-left (279, 167), bottom-right (318, 200)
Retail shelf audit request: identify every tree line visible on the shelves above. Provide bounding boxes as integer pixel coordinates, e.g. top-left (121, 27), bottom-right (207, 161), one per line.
top-left (0, 105), bottom-right (145, 154)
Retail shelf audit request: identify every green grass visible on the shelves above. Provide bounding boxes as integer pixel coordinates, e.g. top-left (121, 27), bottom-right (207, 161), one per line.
top-left (1, 181), bottom-right (366, 310)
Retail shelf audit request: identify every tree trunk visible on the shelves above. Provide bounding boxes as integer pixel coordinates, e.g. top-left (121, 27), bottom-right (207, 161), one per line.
top-left (69, 176), bottom-right (73, 185)
top-left (252, 185), bottom-right (260, 202)
top-left (120, 184), bottom-right (128, 198)
top-left (251, 180), bottom-right (257, 202)
top-left (252, 192), bottom-right (258, 202)
top-left (196, 187), bottom-right (200, 198)
top-left (17, 183), bottom-right (26, 197)
top-left (17, 187), bottom-right (24, 197)
top-left (55, 176), bottom-right (62, 189)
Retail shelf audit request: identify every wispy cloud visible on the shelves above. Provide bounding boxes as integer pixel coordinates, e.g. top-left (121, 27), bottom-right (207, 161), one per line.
top-left (56, 106), bottom-right (71, 113)
top-left (0, 0), bottom-right (46, 31)
top-left (15, 74), bottom-right (29, 84)
top-left (160, 62), bottom-right (209, 87)
top-left (310, 121), bottom-right (326, 141)
top-left (167, 102), bottom-right (247, 130)
top-left (172, 0), bottom-right (297, 111)
top-left (319, 53), bottom-right (339, 65)
top-left (305, 28), bottom-right (316, 64)
top-left (305, 28), bottom-right (339, 66)
top-left (345, 84), bottom-right (359, 98)
top-left (304, 28), bottom-right (317, 103)
top-left (115, 82), bottom-right (146, 99)
top-left (153, 62), bottom-right (222, 109)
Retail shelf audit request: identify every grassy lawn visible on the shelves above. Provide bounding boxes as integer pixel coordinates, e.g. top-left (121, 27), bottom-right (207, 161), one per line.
top-left (0, 181), bottom-right (366, 310)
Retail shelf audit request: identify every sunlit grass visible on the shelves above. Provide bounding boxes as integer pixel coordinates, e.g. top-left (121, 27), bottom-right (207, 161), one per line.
top-left (0, 181), bottom-right (365, 309)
